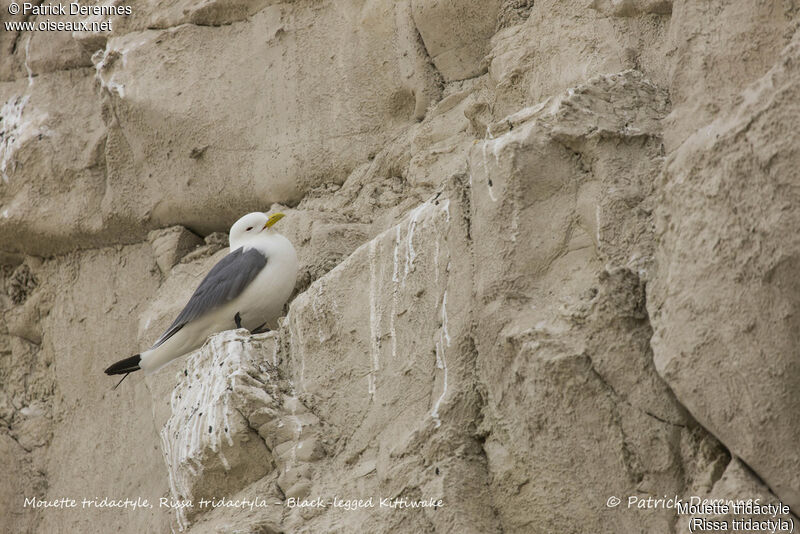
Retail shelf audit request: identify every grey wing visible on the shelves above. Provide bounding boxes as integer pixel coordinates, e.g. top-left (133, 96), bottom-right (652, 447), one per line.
top-left (151, 247), bottom-right (268, 348)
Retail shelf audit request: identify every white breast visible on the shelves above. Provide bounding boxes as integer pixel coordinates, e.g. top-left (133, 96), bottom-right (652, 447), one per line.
top-left (237, 232), bottom-right (298, 330)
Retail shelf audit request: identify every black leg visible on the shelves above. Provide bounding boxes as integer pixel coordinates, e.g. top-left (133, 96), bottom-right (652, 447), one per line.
top-left (113, 372), bottom-right (131, 390)
top-left (251, 322), bottom-right (270, 334)
top-left (234, 312), bottom-right (242, 329)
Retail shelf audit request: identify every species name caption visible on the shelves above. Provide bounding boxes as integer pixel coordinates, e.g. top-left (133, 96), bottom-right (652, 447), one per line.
top-left (606, 495), bottom-right (796, 533)
top-left (23, 496), bottom-right (445, 512)
top-left (5, 3), bottom-right (130, 32)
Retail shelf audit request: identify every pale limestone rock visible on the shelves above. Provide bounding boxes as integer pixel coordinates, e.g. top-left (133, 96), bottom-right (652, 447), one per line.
top-left (466, 71), bottom-right (692, 532)
top-left (0, 0), bottom-right (30, 82)
top-left (128, 0), bottom-right (276, 29)
top-left (0, 433), bottom-right (38, 533)
top-left (4, 289), bottom-right (44, 344)
top-left (147, 226), bottom-right (203, 274)
top-left (484, 0), bottom-right (671, 118)
top-left (650, 33), bottom-right (800, 512)
top-left (662, 0), bottom-right (798, 151)
top-left (0, 71), bottom-right (108, 256)
top-left (411, 0), bottom-right (504, 81)
top-left (281, 178), bottom-right (502, 533)
top-left (270, 208), bottom-right (372, 296)
top-left (23, 15), bottom-right (94, 77)
top-left (675, 459), bottom-right (799, 534)
top-left (406, 84), bottom-right (473, 188)
top-left (32, 242), bottom-right (171, 534)
top-left (159, 329), bottom-right (329, 530)
top-left (1, 1), bottom-right (440, 255)
top-left (1, 2), bottom-right (798, 533)
top-left (160, 330), bottom-right (275, 529)
top-left (92, 2), bottom-right (440, 238)
top-left (590, 0), bottom-right (672, 17)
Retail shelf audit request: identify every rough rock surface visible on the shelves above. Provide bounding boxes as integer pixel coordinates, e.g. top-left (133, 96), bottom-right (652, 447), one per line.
top-left (2, 1), bottom-right (799, 533)
top-left (650, 30), bottom-right (800, 512)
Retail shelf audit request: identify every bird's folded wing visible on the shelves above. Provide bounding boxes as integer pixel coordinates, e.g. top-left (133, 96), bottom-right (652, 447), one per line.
top-left (151, 246), bottom-right (268, 348)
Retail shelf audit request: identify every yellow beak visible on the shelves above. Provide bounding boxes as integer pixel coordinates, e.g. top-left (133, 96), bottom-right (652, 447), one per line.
top-left (263, 212), bottom-right (285, 229)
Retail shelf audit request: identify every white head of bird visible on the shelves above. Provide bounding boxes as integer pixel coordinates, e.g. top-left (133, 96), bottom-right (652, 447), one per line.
top-left (229, 212), bottom-right (286, 250)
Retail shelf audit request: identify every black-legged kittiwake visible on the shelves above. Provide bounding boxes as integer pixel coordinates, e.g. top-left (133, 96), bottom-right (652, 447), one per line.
top-left (104, 212), bottom-right (297, 384)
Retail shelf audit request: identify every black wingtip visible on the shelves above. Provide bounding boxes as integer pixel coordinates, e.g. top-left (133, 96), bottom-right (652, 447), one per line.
top-left (105, 354), bottom-right (142, 375)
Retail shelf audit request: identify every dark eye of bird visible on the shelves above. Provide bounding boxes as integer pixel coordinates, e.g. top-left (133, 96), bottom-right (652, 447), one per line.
top-left (246, 227), bottom-right (253, 231)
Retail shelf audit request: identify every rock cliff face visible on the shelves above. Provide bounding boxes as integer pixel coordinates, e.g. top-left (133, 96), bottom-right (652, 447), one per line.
top-left (2, 1), bottom-right (799, 533)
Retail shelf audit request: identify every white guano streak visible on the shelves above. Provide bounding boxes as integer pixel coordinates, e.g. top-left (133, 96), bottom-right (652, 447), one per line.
top-left (430, 290), bottom-right (450, 428)
top-left (481, 139), bottom-right (498, 202)
top-left (403, 203), bottom-right (426, 283)
top-left (368, 239), bottom-right (380, 399)
top-left (160, 332), bottom-right (245, 530)
top-left (389, 225), bottom-right (401, 362)
top-left (0, 95), bottom-right (30, 183)
top-left (292, 312), bottom-right (306, 392)
top-left (93, 48), bottom-right (125, 98)
top-left (433, 202), bottom-right (454, 427)
top-left (481, 124), bottom-right (523, 203)
top-left (312, 279), bottom-right (326, 343)
top-left (24, 35), bottom-right (33, 87)
top-left (287, 398), bottom-right (303, 470)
